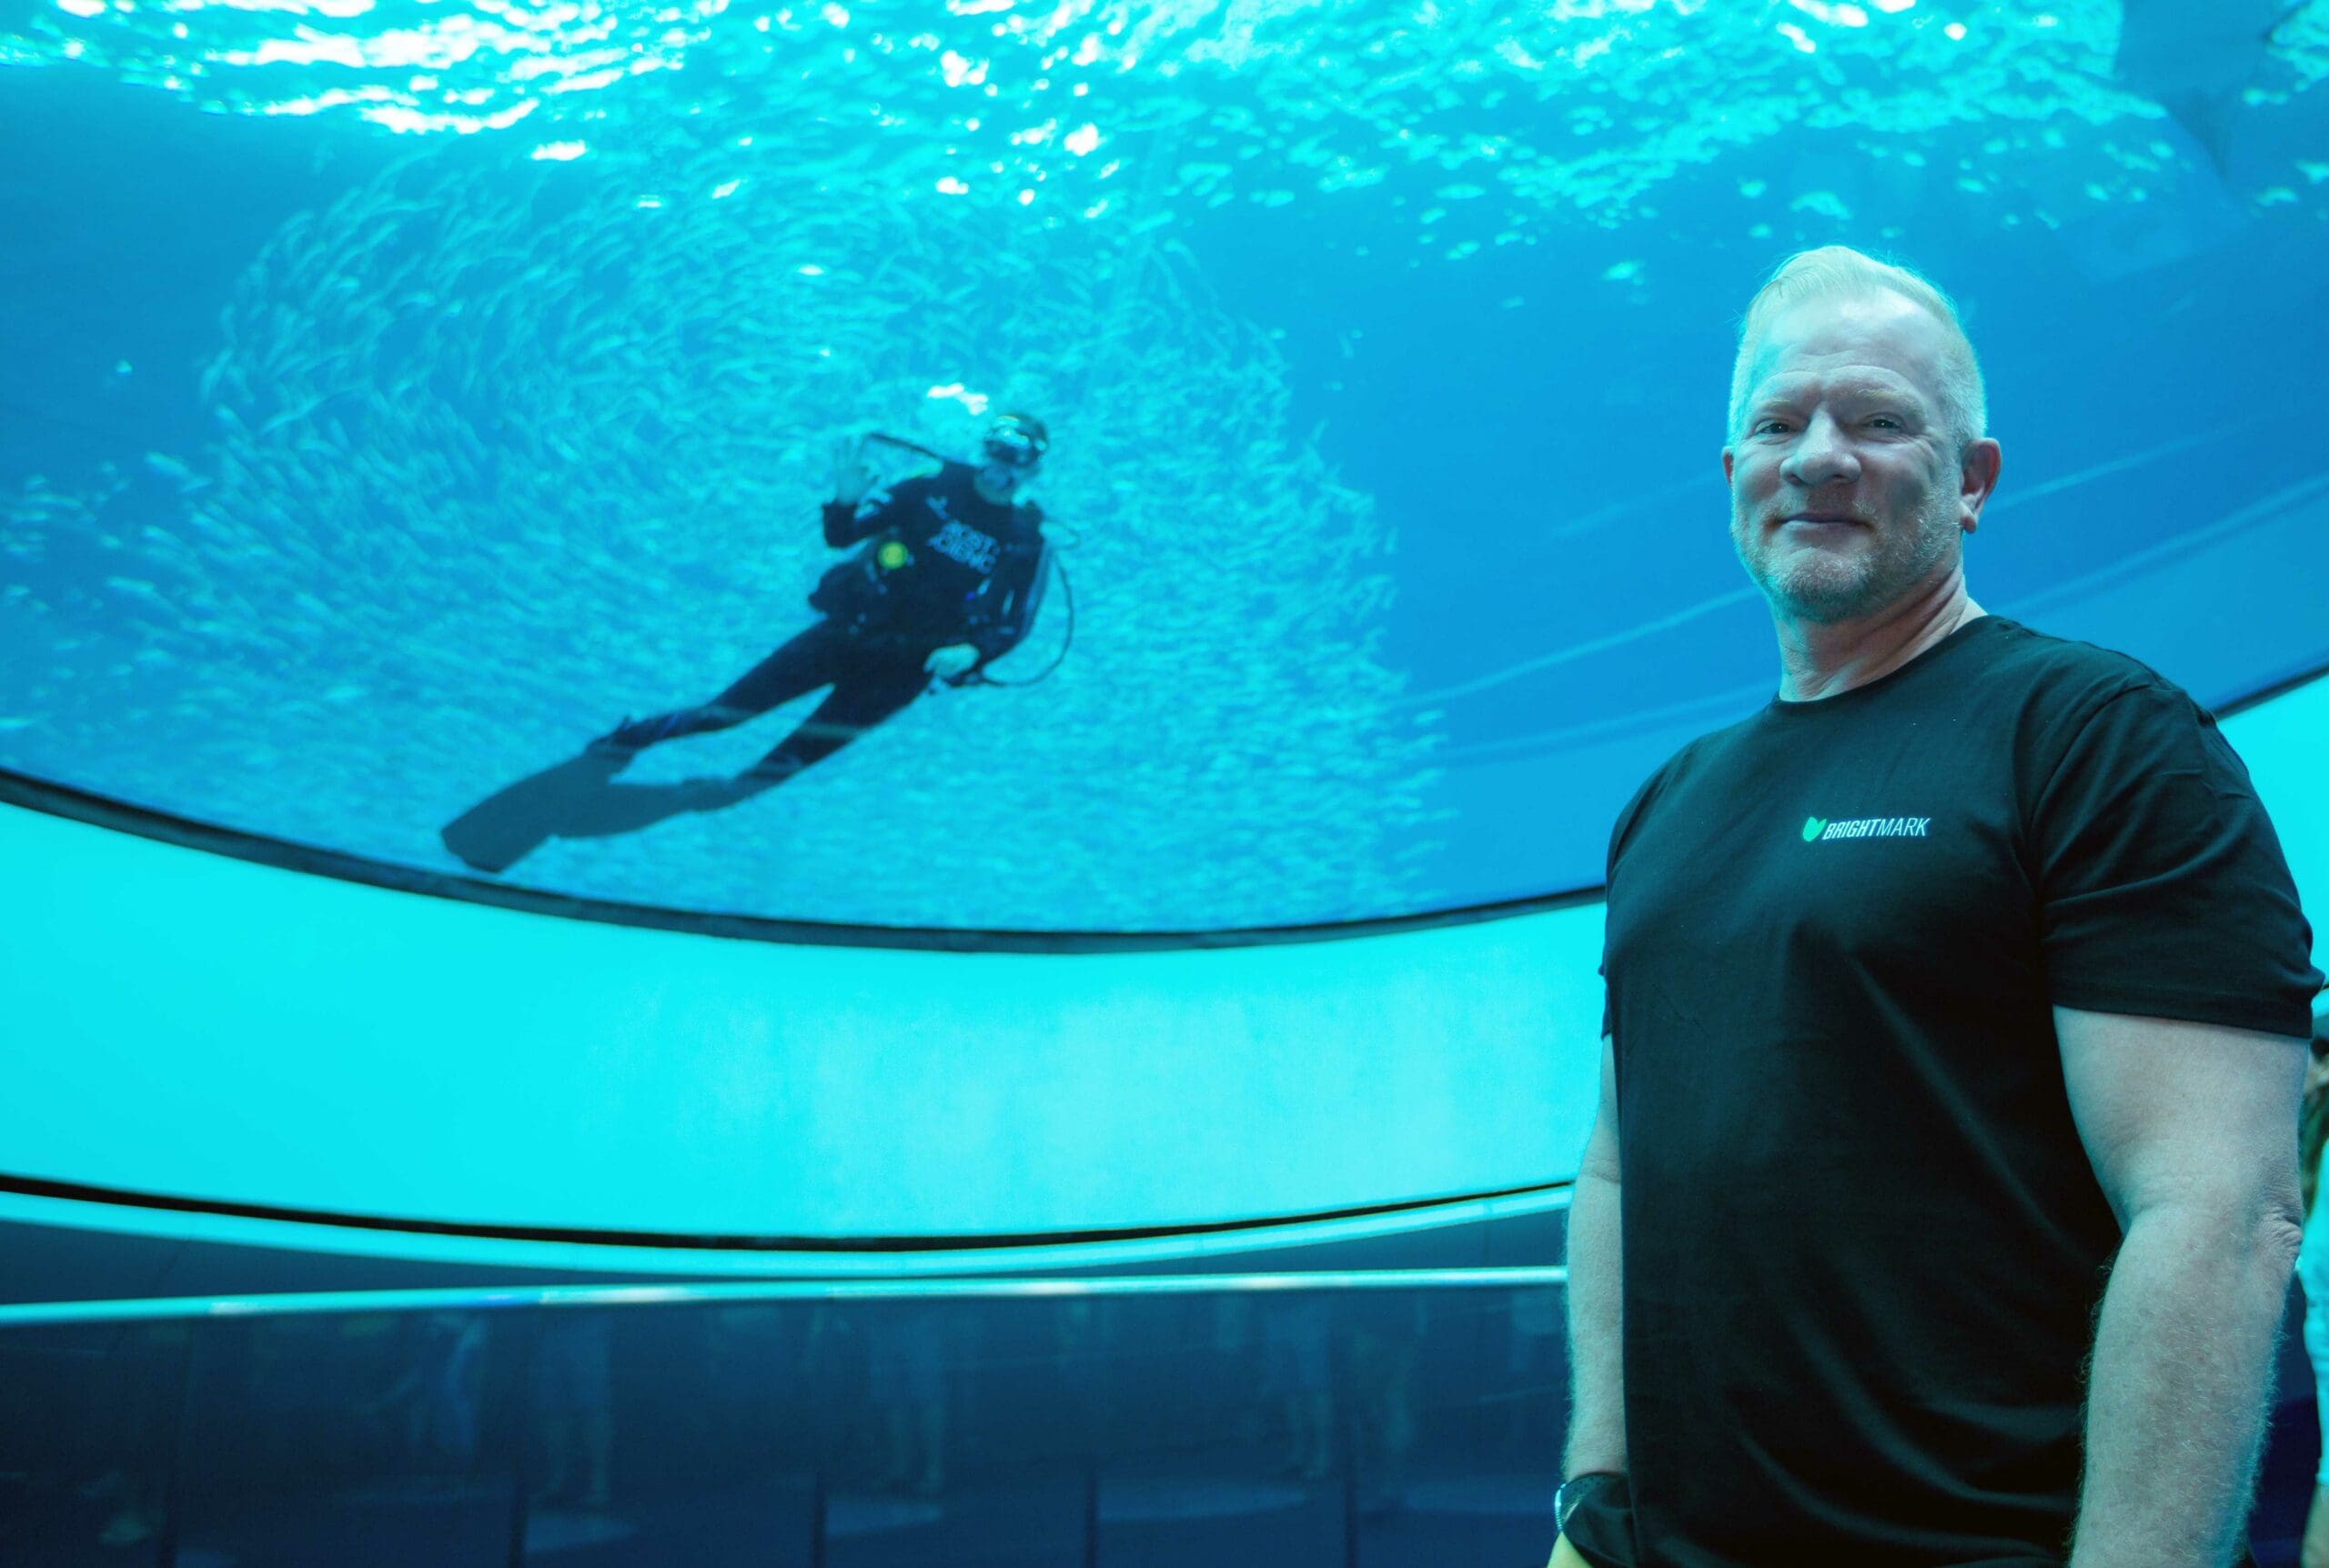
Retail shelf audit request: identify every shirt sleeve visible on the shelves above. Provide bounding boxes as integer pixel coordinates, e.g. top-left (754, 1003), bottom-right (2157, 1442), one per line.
top-left (822, 490), bottom-right (889, 548)
top-left (1598, 764), bottom-right (1669, 1040)
top-left (1558, 1473), bottom-right (1639, 1568)
top-left (2029, 680), bottom-right (2320, 1038)
top-left (826, 474), bottom-right (933, 548)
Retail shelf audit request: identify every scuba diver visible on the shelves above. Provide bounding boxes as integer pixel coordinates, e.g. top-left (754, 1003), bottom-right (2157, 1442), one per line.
top-left (439, 413), bottom-right (1058, 873)
top-left (590, 411), bottom-right (1055, 807)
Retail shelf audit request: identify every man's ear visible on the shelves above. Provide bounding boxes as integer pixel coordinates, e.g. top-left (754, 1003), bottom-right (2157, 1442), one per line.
top-left (1959, 437), bottom-right (2002, 535)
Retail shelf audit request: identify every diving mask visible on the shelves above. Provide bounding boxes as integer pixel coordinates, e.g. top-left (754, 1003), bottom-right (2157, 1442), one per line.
top-left (981, 417), bottom-right (1047, 472)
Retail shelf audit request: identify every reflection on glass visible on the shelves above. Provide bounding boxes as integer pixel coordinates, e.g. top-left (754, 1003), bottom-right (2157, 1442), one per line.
top-left (0, 1283), bottom-right (1572, 1563)
top-left (5, 1272), bottom-right (2314, 1558)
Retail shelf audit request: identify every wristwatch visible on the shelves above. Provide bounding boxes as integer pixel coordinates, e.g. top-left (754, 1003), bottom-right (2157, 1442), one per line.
top-left (1555, 1471), bottom-right (1622, 1534)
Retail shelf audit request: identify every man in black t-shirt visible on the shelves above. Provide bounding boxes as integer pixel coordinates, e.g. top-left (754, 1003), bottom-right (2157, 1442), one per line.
top-left (1551, 248), bottom-right (2321, 1568)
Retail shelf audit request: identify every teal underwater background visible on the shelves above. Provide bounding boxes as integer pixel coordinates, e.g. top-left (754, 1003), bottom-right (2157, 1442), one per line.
top-left (1, 0), bottom-right (2326, 1248)
top-left (5, 0), bottom-right (2327, 932)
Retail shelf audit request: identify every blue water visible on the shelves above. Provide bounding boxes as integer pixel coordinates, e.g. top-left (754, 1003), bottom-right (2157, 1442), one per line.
top-left (5, 0), bottom-right (2328, 930)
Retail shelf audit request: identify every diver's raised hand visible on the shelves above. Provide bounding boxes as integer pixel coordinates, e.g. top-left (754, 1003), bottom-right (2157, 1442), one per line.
top-left (832, 437), bottom-right (875, 508)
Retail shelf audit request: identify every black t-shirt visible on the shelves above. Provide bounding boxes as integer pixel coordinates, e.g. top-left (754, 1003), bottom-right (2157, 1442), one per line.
top-left (815, 461), bottom-right (1045, 653)
top-left (1579, 615), bottom-right (2320, 1568)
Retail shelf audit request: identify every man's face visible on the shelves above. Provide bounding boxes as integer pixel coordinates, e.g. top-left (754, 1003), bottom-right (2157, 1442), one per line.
top-left (978, 434), bottom-right (1036, 492)
top-left (1724, 294), bottom-right (1992, 625)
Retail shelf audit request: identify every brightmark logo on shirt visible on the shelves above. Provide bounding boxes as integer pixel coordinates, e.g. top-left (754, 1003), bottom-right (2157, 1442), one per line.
top-left (1800, 815), bottom-right (1932, 843)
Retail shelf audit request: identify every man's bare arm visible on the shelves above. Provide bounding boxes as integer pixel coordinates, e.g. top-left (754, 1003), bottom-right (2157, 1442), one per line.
top-left (1564, 1034), bottom-right (1627, 1478)
top-left (2059, 1007), bottom-right (2305, 1568)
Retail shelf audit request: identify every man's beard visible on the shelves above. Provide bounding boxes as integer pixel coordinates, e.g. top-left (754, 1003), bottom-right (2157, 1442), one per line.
top-left (1734, 487), bottom-right (1960, 625)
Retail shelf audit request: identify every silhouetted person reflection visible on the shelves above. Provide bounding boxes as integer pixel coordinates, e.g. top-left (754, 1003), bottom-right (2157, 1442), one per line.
top-left (1265, 1294), bottom-right (1334, 1483)
top-left (441, 415), bottom-right (1055, 874)
top-left (529, 1312), bottom-right (615, 1512)
top-left (68, 1322), bottom-right (186, 1550)
top-left (1346, 1291), bottom-right (1423, 1513)
top-left (868, 1302), bottom-right (953, 1496)
top-left (366, 1312), bottom-right (491, 1470)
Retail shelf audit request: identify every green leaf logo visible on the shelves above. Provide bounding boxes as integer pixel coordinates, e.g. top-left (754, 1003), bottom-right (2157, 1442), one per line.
top-left (1801, 816), bottom-right (1828, 842)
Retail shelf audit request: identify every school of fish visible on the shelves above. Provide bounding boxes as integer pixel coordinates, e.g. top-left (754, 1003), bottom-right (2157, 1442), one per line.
top-left (0, 121), bottom-right (1445, 929)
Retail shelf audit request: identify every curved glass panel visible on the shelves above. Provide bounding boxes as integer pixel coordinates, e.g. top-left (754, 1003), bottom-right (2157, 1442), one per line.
top-left (4, 1), bottom-right (2325, 929)
top-left (0, 789), bottom-right (1607, 1237)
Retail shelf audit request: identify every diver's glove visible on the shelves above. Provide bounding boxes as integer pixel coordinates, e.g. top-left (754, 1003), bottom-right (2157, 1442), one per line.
top-left (924, 643), bottom-right (981, 684)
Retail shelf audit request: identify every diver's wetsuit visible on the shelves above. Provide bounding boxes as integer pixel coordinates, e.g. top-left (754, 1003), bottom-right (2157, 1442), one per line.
top-left (606, 461), bottom-right (1049, 782)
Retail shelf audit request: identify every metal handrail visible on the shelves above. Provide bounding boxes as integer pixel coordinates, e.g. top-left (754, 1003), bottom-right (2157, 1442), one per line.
top-left (0, 1266), bottom-right (1567, 1331)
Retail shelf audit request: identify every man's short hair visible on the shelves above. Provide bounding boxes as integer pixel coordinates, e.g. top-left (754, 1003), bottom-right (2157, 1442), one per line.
top-left (1728, 246), bottom-right (1988, 457)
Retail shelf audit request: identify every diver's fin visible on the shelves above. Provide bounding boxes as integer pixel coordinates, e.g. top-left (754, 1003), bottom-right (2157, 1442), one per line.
top-left (2166, 91), bottom-right (2240, 176)
top-left (439, 749), bottom-right (630, 874)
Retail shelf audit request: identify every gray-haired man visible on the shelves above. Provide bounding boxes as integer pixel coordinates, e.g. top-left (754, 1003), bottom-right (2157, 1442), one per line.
top-left (1554, 246), bottom-right (2321, 1567)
